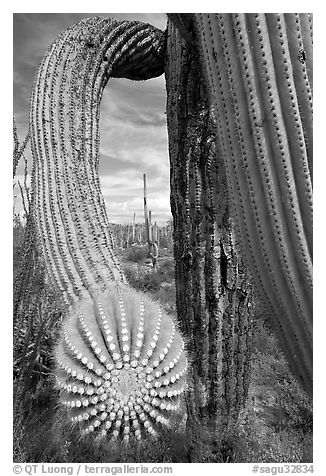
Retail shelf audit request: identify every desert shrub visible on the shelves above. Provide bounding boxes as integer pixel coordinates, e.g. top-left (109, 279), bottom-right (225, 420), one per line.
top-left (123, 263), bottom-right (164, 293)
top-left (123, 244), bottom-right (149, 263)
top-left (232, 317), bottom-right (312, 463)
top-left (122, 258), bottom-right (176, 312)
top-left (13, 214), bottom-right (64, 462)
top-left (156, 258), bottom-right (175, 279)
top-left (123, 258), bottom-right (174, 287)
top-left (235, 408), bottom-right (312, 463)
top-left (13, 214), bottom-right (27, 279)
top-left (62, 425), bottom-right (191, 463)
top-left (153, 284), bottom-right (176, 314)
top-left (14, 379), bottom-right (67, 463)
top-left (251, 318), bottom-right (312, 433)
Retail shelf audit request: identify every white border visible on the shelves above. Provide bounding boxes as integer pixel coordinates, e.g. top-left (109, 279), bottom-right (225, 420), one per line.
top-left (3, 2), bottom-right (325, 473)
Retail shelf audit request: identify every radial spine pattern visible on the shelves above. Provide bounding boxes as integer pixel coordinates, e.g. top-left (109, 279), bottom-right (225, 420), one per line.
top-left (55, 284), bottom-right (188, 442)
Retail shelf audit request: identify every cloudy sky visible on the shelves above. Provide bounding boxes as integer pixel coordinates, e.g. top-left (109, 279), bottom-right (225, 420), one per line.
top-left (13, 13), bottom-right (171, 225)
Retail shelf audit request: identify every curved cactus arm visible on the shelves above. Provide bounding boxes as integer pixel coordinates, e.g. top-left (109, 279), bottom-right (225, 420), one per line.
top-left (169, 13), bottom-right (313, 393)
top-left (28, 16), bottom-right (189, 443)
top-left (29, 17), bottom-right (165, 306)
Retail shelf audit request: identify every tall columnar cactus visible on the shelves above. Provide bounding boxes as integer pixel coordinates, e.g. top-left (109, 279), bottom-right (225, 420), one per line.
top-left (165, 21), bottom-right (254, 436)
top-left (28, 16), bottom-right (188, 441)
top-left (168, 13), bottom-right (313, 394)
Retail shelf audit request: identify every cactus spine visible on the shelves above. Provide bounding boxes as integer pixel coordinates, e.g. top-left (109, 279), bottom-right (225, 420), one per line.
top-left (165, 21), bottom-right (254, 438)
top-left (168, 13), bottom-right (313, 394)
top-left (28, 16), bottom-right (188, 441)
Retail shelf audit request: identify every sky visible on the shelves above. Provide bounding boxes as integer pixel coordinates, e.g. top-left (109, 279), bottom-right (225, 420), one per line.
top-left (13, 13), bottom-right (171, 225)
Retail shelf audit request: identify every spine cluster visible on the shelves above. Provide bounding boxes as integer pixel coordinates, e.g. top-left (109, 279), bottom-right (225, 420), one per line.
top-left (55, 284), bottom-right (187, 442)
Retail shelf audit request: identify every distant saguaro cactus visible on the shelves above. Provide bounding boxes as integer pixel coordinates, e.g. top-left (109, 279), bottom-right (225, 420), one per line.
top-left (28, 16), bottom-right (187, 441)
top-left (168, 13), bottom-right (313, 395)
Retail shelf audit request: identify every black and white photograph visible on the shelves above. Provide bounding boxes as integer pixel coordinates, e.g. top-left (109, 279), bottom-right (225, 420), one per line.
top-left (12, 7), bottom-right (314, 470)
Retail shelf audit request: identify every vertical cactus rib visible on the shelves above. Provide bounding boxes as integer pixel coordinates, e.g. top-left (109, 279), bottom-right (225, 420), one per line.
top-left (30, 40), bottom-right (71, 302)
top-left (66, 22), bottom-right (115, 283)
top-left (43, 23), bottom-right (90, 301)
top-left (179, 13), bottom-right (313, 392)
top-left (194, 13), bottom-right (279, 325)
top-left (65, 20), bottom-right (122, 284)
top-left (299, 13), bottom-right (313, 94)
top-left (283, 13), bottom-right (313, 179)
top-left (232, 14), bottom-right (312, 342)
top-left (240, 14), bottom-right (312, 350)
top-left (249, 14), bottom-right (313, 266)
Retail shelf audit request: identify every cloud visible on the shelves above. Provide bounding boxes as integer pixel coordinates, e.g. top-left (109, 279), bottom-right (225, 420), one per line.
top-left (100, 76), bottom-right (166, 128)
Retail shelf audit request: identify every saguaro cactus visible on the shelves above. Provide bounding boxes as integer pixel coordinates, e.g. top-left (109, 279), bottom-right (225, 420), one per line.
top-left (165, 20), bottom-right (254, 440)
top-left (27, 16), bottom-right (187, 441)
top-left (168, 13), bottom-right (313, 394)
top-left (20, 11), bottom-right (313, 452)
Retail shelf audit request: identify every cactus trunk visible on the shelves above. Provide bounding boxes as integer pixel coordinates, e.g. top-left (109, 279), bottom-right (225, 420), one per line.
top-left (165, 21), bottom-right (254, 445)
